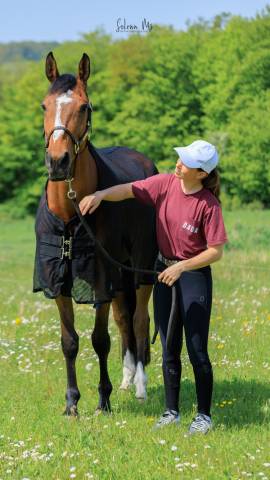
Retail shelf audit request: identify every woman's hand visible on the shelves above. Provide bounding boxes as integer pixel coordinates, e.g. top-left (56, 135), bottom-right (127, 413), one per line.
top-left (79, 191), bottom-right (104, 215)
top-left (158, 262), bottom-right (186, 286)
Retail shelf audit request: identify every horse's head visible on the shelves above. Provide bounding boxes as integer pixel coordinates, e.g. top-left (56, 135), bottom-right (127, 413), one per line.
top-left (43, 52), bottom-right (92, 181)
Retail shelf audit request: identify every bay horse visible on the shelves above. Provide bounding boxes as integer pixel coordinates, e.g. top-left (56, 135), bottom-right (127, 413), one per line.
top-left (33, 52), bottom-right (158, 415)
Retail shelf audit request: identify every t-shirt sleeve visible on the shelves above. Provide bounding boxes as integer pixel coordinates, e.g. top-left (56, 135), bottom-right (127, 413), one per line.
top-left (203, 203), bottom-right (228, 246)
top-left (131, 173), bottom-right (167, 207)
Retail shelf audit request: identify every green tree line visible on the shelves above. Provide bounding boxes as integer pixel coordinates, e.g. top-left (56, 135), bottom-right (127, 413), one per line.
top-left (0, 12), bottom-right (270, 216)
top-left (0, 41), bottom-right (59, 63)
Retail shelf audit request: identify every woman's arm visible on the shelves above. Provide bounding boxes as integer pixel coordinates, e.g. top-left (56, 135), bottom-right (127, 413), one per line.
top-left (180, 245), bottom-right (223, 271)
top-left (158, 245), bottom-right (224, 286)
top-left (79, 183), bottom-right (134, 215)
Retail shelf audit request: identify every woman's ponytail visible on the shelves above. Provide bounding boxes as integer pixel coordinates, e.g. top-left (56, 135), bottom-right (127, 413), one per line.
top-left (200, 168), bottom-right (221, 203)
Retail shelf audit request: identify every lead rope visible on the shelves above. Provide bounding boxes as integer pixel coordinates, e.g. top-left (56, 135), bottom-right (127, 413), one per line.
top-left (66, 181), bottom-right (178, 349)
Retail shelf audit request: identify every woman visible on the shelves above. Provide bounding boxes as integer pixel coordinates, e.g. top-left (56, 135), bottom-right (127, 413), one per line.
top-left (79, 140), bottom-right (228, 434)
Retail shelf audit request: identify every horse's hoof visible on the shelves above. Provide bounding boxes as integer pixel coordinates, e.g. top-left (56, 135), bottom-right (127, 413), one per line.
top-left (134, 385), bottom-right (147, 401)
top-left (94, 408), bottom-right (112, 417)
top-left (63, 405), bottom-right (79, 417)
top-left (137, 397), bottom-right (146, 403)
top-left (119, 381), bottom-right (132, 391)
top-left (94, 405), bottom-right (112, 416)
top-left (94, 408), bottom-right (103, 416)
top-left (136, 395), bottom-right (147, 403)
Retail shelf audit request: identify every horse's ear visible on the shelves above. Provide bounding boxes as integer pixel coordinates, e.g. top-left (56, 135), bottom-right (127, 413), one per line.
top-left (46, 52), bottom-right (60, 83)
top-left (78, 53), bottom-right (90, 84)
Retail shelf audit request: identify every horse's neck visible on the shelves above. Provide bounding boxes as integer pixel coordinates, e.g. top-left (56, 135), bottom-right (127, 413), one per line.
top-left (47, 147), bottom-right (98, 223)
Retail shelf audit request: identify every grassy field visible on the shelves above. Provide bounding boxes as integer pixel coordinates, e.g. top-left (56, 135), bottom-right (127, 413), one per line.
top-left (0, 211), bottom-right (270, 480)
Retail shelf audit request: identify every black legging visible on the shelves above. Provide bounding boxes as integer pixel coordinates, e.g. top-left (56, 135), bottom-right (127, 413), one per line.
top-left (153, 258), bottom-right (213, 416)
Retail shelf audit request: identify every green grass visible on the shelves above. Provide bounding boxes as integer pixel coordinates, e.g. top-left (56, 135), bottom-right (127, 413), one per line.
top-left (0, 211), bottom-right (270, 480)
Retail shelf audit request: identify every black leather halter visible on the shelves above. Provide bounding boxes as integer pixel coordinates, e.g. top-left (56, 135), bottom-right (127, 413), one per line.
top-left (44, 103), bottom-right (93, 180)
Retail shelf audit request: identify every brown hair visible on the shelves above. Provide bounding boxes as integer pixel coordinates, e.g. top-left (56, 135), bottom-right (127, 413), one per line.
top-left (198, 168), bottom-right (221, 203)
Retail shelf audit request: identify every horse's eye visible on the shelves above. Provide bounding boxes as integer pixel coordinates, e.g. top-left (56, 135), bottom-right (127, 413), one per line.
top-left (80, 104), bottom-right (89, 113)
top-left (41, 103), bottom-right (46, 111)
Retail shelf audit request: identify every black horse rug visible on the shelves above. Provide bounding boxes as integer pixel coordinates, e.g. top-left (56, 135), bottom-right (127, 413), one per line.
top-left (33, 143), bottom-right (158, 304)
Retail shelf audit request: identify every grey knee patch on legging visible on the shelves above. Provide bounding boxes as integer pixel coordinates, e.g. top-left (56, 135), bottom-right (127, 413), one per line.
top-left (195, 362), bottom-right (212, 375)
top-left (168, 367), bottom-right (179, 376)
top-left (163, 361), bottom-right (181, 387)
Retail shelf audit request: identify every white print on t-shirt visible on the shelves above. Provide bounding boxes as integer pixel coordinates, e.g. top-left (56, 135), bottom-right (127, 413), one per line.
top-left (182, 222), bottom-right (199, 234)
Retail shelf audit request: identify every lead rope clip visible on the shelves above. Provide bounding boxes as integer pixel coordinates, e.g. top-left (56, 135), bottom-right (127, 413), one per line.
top-left (65, 178), bottom-right (77, 200)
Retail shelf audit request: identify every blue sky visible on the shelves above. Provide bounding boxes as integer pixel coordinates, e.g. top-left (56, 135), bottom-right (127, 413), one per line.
top-left (1, 0), bottom-right (269, 42)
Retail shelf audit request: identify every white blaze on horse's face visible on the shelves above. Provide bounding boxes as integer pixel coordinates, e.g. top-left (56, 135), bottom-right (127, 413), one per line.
top-left (53, 89), bottom-right (73, 142)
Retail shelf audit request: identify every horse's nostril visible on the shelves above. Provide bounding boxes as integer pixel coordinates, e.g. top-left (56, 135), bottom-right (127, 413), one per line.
top-left (59, 152), bottom-right (70, 170)
top-left (45, 154), bottom-right (53, 170)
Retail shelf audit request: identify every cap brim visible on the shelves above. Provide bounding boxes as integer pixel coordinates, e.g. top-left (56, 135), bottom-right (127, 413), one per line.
top-left (174, 147), bottom-right (200, 169)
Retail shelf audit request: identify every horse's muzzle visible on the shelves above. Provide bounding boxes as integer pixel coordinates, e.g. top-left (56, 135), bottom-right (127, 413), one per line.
top-left (45, 152), bottom-right (72, 181)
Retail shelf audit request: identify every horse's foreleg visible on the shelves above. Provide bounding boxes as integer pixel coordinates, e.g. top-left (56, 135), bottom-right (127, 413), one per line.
top-left (91, 303), bottom-right (112, 412)
top-left (133, 285), bottom-right (153, 400)
top-left (112, 292), bottom-right (136, 390)
top-left (55, 295), bottom-right (80, 416)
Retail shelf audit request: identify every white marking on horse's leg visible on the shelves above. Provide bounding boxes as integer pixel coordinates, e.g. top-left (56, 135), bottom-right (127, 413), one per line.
top-left (120, 349), bottom-right (136, 390)
top-left (134, 361), bottom-right (147, 400)
top-left (53, 89), bottom-right (73, 142)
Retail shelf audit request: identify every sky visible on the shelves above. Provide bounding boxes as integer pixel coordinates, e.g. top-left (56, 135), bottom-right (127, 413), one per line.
top-left (0, 0), bottom-right (269, 43)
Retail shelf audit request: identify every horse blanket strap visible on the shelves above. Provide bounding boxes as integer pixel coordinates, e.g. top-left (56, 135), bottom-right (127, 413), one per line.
top-left (39, 234), bottom-right (93, 260)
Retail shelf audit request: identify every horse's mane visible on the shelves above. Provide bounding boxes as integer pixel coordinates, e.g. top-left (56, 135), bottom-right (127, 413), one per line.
top-left (49, 74), bottom-right (76, 94)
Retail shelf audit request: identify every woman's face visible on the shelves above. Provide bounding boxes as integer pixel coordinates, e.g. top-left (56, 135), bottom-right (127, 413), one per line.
top-left (174, 158), bottom-right (207, 182)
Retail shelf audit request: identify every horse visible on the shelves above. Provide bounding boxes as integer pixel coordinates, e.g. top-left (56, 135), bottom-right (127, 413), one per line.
top-left (33, 52), bottom-right (158, 415)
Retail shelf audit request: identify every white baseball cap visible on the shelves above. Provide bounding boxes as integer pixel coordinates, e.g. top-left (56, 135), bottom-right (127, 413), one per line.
top-left (174, 140), bottom-right (218, 173)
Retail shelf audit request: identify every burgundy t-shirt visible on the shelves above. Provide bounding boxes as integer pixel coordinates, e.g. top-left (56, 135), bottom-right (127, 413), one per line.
top-left (132, 173), bottom-right (228, 260)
